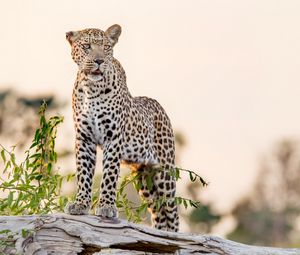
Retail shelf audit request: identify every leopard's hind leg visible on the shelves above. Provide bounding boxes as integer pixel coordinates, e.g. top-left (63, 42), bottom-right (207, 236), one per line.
top-left (138, 164), bottom-right (179, 232)
top-left (154, 165), bottom-right (179, 232)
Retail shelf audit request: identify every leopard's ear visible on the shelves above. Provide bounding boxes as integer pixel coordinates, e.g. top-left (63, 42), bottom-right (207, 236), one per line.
top-left (66, 31), bottom-right (79, 45)
top-left (105, 24), bottom-right (122, 46)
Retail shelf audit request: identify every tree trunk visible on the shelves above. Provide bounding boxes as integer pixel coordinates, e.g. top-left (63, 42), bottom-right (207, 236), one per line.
top-left (0, 213), bottom-right (299, 255)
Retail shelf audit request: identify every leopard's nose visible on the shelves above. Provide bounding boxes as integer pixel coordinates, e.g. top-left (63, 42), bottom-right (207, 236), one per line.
top-left (94, 59), bottom-right (104, 65)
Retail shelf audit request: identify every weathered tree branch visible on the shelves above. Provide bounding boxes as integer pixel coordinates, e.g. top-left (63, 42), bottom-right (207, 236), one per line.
top-left (0, 213), bottom-right (299, 255)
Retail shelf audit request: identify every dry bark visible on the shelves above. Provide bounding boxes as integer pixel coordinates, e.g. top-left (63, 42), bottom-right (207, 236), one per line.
top-left (0, 213), bottom-right (299, 255)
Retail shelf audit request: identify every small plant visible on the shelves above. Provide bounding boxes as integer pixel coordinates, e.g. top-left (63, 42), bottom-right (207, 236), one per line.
top-left (0, 229), bottom-right (15, 255)
top-left (0, 101), bottom-right (74, 215)
top-left (115, 166), bottom-right (208, 223)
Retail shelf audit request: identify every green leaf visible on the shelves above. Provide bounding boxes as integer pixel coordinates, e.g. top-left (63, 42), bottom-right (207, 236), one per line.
top-left (199, 177), bottom-right (208, 186)
top-left (21, 229), bottom-right (28, 238)
top-left (168, 168), bottom-right (174, 178)
top-left (145, 174), bottom-right (153, 191)
top-left (174, 197), bottom-right (182, 206)
top-left (66, 174), bottom-right (74, 181)
top-left (47, 163), bottom-right (52, 174)
top-left (183, 199), bottom-right (188, 209)
top-left (133, 178), bottom-right (142, 191)
top-left (189, 171), bottom-right (197, 182)
top-left (3, 161), bottom-right (11, 173)
top-left (35, 174), bottom-right (43, 181)
top-left (10, 153), bottom-right (16, 166)
top-left (34, 129), bottom-right (40, 142)
top-left (189, 200), bottom-right (200, 208)
top-left (7, 192), bottom-right (13, 207)
top-left (1, 149), bottom-right (6, 163)
top-left (178, 197), bottom-right (182, 204)
top-left (156, 199), bottom-right (162, 210)
top-left (29, 153), bottom-right (41, 160)
top-left (40, 115), bottom-right (46, 126)
top-left (137, 202), bottom-right (148, 214)
top-left (0, 229), bottom-right (11, 235)
top-left (175, 168), bottom-right (180, 180)
top-left (29, 141), bottom-right (38, 149)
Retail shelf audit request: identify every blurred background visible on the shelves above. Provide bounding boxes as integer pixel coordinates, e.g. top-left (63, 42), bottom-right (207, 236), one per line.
top-left (1, 0), bottom-right (300, 247)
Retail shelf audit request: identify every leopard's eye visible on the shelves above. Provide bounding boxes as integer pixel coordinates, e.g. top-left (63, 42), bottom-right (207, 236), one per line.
top-left (82, 44), bottom-right (91, 50)
top-left (104, 45), bottom-right (111, 50)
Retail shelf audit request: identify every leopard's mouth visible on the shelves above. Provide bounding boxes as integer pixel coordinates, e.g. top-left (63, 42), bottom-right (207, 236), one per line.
top-left (91, 69), bottom-right (103, 75)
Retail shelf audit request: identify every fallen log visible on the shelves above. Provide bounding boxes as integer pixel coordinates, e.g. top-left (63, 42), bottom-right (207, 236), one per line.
top-left (0, 213), bottom-right (299, 255)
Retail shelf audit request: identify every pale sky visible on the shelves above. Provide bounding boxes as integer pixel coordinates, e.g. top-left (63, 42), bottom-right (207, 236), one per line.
top-left (1, 0), bottom-right (300, 232)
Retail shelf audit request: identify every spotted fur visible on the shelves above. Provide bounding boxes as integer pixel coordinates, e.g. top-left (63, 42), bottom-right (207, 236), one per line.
top-left (64, 24), bottom-right (179, 232)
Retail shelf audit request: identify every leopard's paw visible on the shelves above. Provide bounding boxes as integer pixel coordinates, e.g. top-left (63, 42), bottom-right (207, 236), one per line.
top-left (95, 204), bottom-right (118, 218)
top-left (64, 202), bottom-right (89, 215)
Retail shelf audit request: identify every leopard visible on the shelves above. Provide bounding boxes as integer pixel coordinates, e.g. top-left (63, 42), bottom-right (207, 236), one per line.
top-left (64, 24), bottom-right (179, 232)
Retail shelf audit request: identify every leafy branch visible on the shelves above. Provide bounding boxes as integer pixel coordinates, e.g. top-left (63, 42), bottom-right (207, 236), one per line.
top-left (0, 101), bottom-right (74, 215)
top-left (115, 165), bottom-right (207, 223)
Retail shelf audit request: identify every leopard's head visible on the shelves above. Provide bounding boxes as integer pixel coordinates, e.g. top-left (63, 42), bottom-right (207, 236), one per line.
top-left (66, 24), bottom-right (121, 81)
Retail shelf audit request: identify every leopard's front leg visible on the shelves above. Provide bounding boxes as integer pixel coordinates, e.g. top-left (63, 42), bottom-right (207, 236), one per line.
top-left (95, 141), bottom-right (121, 218)
top-left (65, 137), bottom-right (97, 215)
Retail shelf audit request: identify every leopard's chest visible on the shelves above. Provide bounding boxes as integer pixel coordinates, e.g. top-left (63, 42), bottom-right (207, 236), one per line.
top-left (74, 81), bottom-right (125, 146)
